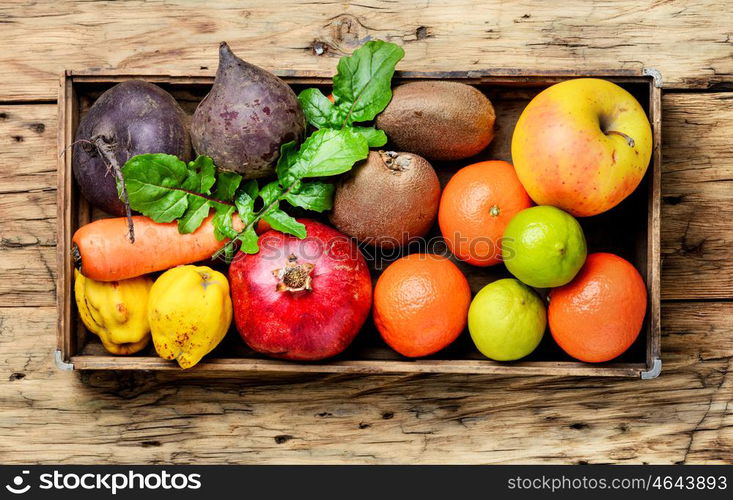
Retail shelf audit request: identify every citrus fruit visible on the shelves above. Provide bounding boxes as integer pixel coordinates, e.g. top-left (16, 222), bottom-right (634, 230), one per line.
top-left (502, 205), bottom-right (586, 288)
top-left (468, 278), bottom-right (546, 361)
top-left (373, 253), bottom-right (471, 357)
top-left (439, 160), bottom-right (533, 267)
top-left (548, 252), bottom-right (647, 363)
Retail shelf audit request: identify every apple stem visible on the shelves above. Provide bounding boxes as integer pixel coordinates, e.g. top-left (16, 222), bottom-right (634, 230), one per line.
top-left (605, 130), bottom-right (635, 148)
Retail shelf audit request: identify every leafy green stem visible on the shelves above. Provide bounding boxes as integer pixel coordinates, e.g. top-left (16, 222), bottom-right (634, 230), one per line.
top-left (147, 184), bottom-right (235, 207)
top-left (214, 181), bottom-right (300, 259)
top-left (337, 85), bottom-right (369, 129)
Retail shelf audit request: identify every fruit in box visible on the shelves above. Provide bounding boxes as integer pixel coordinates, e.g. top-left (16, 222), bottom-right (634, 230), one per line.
top-left (548, 253), bottom-right (647, 362)
top-left (376, 80), bottom-right (495, 161)
top-left (229, 220), bottom-right (372, 361)
top-left (373, 253), bottom-right (471, 357)
top-left (148, 265), bottom-right (233, 369)
top-left (439, 161), bottom-right (533, 267)
top-left (511, 78), bottom-right (652, 217)
top-left (502, 206), bottom-right (587, 288)
top-left (74, 270), bottom-right (153, 355)
top-left (468, 278), bottom-right (546, 361)
top-left (330, 150), bottom-right (441, 248)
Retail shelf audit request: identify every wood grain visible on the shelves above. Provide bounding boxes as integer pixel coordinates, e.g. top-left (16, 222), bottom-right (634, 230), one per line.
top-left (661, 93), bottom-right (733, 299)
top-left (0, 105), bottom-right (57, 307)
top-left (0, 302), bottom-right (730, 464)
top-left (0, 0), bottom-right (731, 101)
top-left (0, 105), bottom-right (57, 193)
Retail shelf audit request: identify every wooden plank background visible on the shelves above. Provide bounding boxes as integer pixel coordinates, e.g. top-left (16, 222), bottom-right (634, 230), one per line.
top-left (0, 0), bottom-right (731, 464)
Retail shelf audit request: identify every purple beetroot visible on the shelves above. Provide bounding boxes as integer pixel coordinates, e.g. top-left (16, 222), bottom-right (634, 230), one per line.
top-left (191, 42), bottom-right (305, 179)
top-left (72, 80), bottom-right (192, 216)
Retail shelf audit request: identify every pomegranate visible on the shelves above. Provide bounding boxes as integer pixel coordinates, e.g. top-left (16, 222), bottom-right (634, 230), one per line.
top-left (229, 219), bottom-right (373, 360)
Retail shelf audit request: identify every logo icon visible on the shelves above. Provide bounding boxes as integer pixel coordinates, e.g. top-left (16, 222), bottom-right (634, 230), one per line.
top-left (5, 471), bottom-right (31, 495)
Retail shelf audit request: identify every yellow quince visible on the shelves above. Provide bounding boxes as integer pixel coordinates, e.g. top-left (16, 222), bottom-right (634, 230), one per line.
top-left (148, 265), bottom-right (232, 369)
top-left (74, 269), bottom-right (153, 355)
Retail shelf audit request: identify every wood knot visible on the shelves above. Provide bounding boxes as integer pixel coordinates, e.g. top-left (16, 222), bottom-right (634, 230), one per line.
top-left (310, 39), bottom-right (330, 56)
top-left (332, 14), bottom-right (369, 45)
top-left (319, 14), bottom-right (372, 55)
top-left (415, 26), bottom-right (430, 40)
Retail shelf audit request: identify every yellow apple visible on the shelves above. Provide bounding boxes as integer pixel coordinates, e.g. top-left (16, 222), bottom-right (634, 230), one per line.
top-left (511, 78), bottom-right (652, 217)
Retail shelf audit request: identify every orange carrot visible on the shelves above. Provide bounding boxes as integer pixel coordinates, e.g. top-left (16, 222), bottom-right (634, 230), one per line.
top-left (255, 218), bottom-right (272, 235)
top-left (72, 214), bottom-right (242, 281)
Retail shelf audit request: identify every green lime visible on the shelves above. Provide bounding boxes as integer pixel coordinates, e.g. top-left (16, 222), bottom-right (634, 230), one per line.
top-left (468, 278), bottom-right (546, 361)
top-left (502, 206), bottom-right (587, 288)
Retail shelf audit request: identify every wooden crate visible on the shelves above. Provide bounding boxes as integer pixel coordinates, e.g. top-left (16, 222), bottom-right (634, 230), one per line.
top-left (57, 69), bottom-right (662, 378)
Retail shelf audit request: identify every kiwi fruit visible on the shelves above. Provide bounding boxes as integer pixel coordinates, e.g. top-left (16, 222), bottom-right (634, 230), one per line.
top-left (330, 151), bottom-right (440, 248)
top-left (375, 81), bottom-right (495, 161)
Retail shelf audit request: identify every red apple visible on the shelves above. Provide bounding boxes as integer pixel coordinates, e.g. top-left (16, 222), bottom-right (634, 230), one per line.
top-left (511, 78), bottom-right (652, 217)
top-left (229, 219), bottom-right (372, 361)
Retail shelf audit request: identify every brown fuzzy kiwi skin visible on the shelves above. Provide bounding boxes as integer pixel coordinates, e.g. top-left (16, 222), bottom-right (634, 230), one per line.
top-left (329, 151), bottom-right (441, 248)
top-left (375, 81), bottom-right (495, 161)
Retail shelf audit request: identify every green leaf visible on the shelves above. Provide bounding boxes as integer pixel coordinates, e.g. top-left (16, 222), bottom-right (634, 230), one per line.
top-left (347, 126), bottom-right (388, 147)
top-left (234, 180), bottom-right (259, 224)
top-left (332, 40), bottom-right (404, 124)
top-left (177, 196), bottom-right (210, 234)
top-left (263, 209), bottom-right (306, 239)
top-left (284, 181), bottom-right (335, 212)
top-left (241, 179), bottom-right (259, 200)
top-left (259, 180), bottom-right (281, 206)
top-left (236, 226), bottom-right (260, 254)
top-left (298, 88), bottom-right (337, 129)
top-left (284, 128), bottom-right (368, 185)
top-left (184, 156), bottom-right (217, 194)
top-left (121, 154), bottom-right (192, 222)
top-left (275, 141), bottom-right (299, 182)
top-left (213, 171), bottom-right (242, 202)
top-left (212, 203), bottom-right (238, 241)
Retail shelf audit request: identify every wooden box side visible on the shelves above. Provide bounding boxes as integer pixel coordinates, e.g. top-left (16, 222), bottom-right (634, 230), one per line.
top-left (57, 71), bottom-right (76, 363)
top-left (643, 71), bottom-right (663, 379)
top-left (58, 70), bottom-right (660, 378)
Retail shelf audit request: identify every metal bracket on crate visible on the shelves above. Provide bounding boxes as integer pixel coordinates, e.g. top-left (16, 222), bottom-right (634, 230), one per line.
top-left (643, 68), bottom-right (663, 88)
top-left (640, 357), bottom-right (662, 379)
top-left (54, 349), bottom-right (74, 371)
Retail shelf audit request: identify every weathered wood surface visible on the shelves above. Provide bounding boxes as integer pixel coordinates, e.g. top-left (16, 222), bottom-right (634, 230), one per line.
top-left (0, 0), bottom-right (732, 101)
top-left (0, 105), bottom-right (57, 308)
top-left (1, 1), bottom-right (732, 464)
top-left (0, 302), bottom-right (730, 464)
top-left (661, 93), bottom-right (733, 299)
